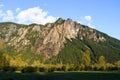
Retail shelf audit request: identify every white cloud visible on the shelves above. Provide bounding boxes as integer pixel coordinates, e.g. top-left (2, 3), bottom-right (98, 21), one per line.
top-left (16, 8), bottom-right (20, 12)
top-left (87, 23), bottom-right (95, 28)
top-left (0, 10), bottom-right (4, 17)
top-left (78, 20), bottom-right (83, 24)
top-left (0, 6), bottom-right (56, 25)
top-left (78, 15), bottom-right (95, 28)
top-left (84, 16), bottom-right (95, 28)
top-left (0, 4), bottom-right (4, 8)
top-left (0, 4), bottom-right (4, 17)
top-left (16, 7), bottom-right (56, 24)
top-left (0, 5), bottom-right (15, 21)
top-left (2, 10), bottom-right (14, 21)
top-left (85, 16), bottom-right (91, 21)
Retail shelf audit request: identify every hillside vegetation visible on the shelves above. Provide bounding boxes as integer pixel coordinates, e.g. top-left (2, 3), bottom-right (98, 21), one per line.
top-left (0, 18), bottom-right (120, 72)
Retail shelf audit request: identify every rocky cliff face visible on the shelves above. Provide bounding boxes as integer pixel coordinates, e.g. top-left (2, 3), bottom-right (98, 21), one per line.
top-left (0, 18), bottom-right (106, 58)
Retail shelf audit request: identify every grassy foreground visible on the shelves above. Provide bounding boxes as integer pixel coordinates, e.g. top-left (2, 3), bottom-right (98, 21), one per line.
top-left (0, 71), bottom-right (120, 80)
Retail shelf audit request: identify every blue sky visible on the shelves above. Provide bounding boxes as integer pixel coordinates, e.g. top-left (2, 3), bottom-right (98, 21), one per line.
top-left (0, 0), bottom-right (120, 40)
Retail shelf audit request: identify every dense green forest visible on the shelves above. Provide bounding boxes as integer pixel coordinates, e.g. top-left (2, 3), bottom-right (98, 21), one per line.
top-left (0, 38), bottom-right (120, 73)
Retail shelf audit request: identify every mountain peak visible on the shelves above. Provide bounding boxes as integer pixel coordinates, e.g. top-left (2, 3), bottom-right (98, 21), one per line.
top-left (55, 18), bottom-right (65, 24)
top-left (0, 18), bottom-right (120, 63)
top-left (0, 18), bottom-right (106, 57)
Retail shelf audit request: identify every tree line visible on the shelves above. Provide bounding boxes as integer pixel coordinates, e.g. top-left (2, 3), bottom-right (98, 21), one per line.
top-left (0, 52), bottom-right (120, 73)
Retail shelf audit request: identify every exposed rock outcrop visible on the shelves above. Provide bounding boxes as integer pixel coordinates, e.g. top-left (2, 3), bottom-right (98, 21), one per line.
top-left (0, 18), bottom-right (106, 58)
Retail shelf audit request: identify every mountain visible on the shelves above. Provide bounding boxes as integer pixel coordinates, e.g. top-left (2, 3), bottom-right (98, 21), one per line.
top-left (0, 18), bottom-right (120, 65)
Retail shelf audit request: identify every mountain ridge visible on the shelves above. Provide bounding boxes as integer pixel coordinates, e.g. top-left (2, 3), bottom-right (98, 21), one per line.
top-left (0, 18), bottom-right (120, 65)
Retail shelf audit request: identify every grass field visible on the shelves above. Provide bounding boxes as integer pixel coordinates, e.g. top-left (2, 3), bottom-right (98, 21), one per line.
top-left (0, 71), bottom-right (120, 80)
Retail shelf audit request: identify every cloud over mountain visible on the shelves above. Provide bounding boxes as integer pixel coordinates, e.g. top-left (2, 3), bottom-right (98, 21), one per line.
top-left (0, 6), bottom-right (56, 24)
top-left (85, 16), bottom-right (91, 21)
top-left (16, 7), bottom-right (56, 24)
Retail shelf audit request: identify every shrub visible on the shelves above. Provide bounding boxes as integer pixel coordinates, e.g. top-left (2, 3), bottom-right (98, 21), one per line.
top-left (56, 67), bottom-right (62, 71)
top-left (21, 66), bottom-right (37, 73)
top-left (3, 66), bottom-right (16, 72)
top-left (15, 67), bottom-right (23, 71)
top-left (48, 67), bottom-right (56, 72)
top-left (39, 67), bottom-right (48, 72)
top-left (74, 66), bottom-right (80, 71)
top-left (68, 67), bottom-right (74, 71)
top-left (0, 66), bottom-right (3, 71)
top-left (61, 66), bottom-right (67, 71)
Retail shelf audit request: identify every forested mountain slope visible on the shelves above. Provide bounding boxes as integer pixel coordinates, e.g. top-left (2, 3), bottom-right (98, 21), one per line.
top-left (0, 18), bottom-right (120, 66)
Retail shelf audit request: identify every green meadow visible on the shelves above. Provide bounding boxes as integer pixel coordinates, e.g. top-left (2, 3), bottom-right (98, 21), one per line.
top-left (0, 71), bottom-right (120, 80)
